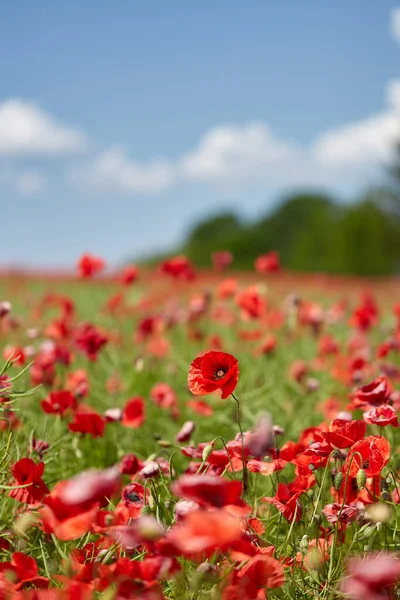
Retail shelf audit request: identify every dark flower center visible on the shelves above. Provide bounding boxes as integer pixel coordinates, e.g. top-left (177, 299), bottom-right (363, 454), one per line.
top-left (215, 369), bottom-right (226, 380)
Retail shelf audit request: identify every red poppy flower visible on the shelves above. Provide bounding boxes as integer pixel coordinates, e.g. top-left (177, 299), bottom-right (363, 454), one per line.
top-left (120, 264), bottom-right (139, 285)
top-left (322, 419), bottom-right (366, 449)
top-left (74, 322), bottom-right (108, 361)
top-left (121, 397), bottom-right (145, 428)
top-left (166, 509), bottom-right (242, 555)
top-left (344, 435), bottom-right (390, 478)
top-left (0, 552), bottom-right (49, 590)
top-left (77, 253), bottom-right (105, 278)
top-left (187, 400), bottom-right (214, 416)
top-left (236, 286), bottom-right (266, 320)
top-left (212, 251), bottom-right (233, 271)
top-left (40, 482), bottom-right (100, 541)
top-left (223, 554), bottom-right (285, 600)
top-left (159, 255), bottom-right (195, 281)
top-left (352, 377), bottom-right (390, 407)
top-left (188, 351), bottom-right (239, 399)
top-left (255, 251), bottom-right (280, 273)
top-left (150, 383), bottom-right (177, 409)
top-left (322, 503), bottom-right (359, 524)
top-left (261, 483), bottom-right (302, 522)
top-left (9, 458), bottom-right (49, 504)
top-left (342, 553), bottom-right (400, 600)
top-left (41, 390), bottom-right (77, 416)
top-left (68, 411), bottom-right (105, 438)
top-left (363, 405), bottom-right (399, 427)
top-left (172, 475), bottom-right (243, 508)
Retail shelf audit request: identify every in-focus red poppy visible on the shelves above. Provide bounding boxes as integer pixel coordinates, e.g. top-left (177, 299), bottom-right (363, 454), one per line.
top-left (363, 405), bottom-right (399, 427)
top-left (344, 435), bottom-right (390, 478)
top-left (41, 390), bottom-right (77, 416)
top-left (188, 351), bottom-right (239, 399)
top-left (172, 475), bottom-right (242, 508)
top-left (9, 458), bottom-right (49, 504)
top-left (77, 253), bottom-right (105, 278)
top-left (322, 419), bottom-right (366, 449)
top-left (255, 251), bottom-right (280, 273)
top-left (122, 397), bottom-right (145, 428)
top-left (68, 411), bottom-right (105, 438)
top-left (261, 483), bottom-right (302, 522)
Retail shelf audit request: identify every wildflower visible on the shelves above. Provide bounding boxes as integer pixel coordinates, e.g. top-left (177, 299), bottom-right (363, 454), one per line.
top-left (188, 351), bottom-right (239, 399)
top-left (9, 458), bottom-right (49, 504)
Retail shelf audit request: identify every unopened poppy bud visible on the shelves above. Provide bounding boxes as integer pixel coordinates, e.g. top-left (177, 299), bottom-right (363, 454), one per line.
top-left (202, 443), bottom-right (214, 463)
top-left (356, 469), bottom-right (367, 490)
top-left (157, 439), bottom-right (172, 448)
top-left (0, 301), bottom-right (11, 319)
top-left (272, 425), bottom-right (285, 436)
top-left (334, 472), bottom-right (344, 491)
top-left (300, 535), bottom-right (309, 553)
top-left (381, 490), bottom-right (391, 502)
top-left (196, 562), bottom-right (217, 581)
top-left (176, 420), bottom-right (195, 443)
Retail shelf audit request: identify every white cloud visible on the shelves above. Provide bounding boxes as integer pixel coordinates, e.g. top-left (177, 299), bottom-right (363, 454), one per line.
top-left (390, 8), bottom-right (400, 41)
top-left (71, 79), bottom-right (400, 196)
top-left (15, 170), bottom-right (47, 196)
top-left (70, 146), bottom-right (174, 194)
top-left (180, 123), bottom-right (297, 182)
top-left (312, 80), bottom-right (400, 166)
top-left (0, 99), bottom-right (87, 156)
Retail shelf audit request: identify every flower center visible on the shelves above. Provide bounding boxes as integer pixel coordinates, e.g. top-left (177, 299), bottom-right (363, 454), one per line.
top-left (215, 369), bottom-right (226, 380)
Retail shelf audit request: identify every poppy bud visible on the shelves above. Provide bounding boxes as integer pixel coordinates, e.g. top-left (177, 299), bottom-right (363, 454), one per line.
top-left (157, 440), bottom-right (172, 448)
top-left (356, 469), bottom-right (367, 490)
top-left (176, 421), bottom-right (195, 443)
top-left (202, 443), bottom-right (214, 463)
top-left (0, 301), bottom-right (11, 319)
top-left (300, 535), bottom-right (309, 553)
top-left (334, 472), bottom-right (344, 491)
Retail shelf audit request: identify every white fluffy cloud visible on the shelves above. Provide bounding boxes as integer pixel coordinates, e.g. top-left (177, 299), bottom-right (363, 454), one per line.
top-left (71, 79), bottom-right (400, 196)
top-left (0, 99), bottom-right (87, 156)
top-left (180, 123), bottom-right (297, 182)
top-left (70, 146), bottom-right (173, 194)
top-left (390, 8), bottom-right (400, 41)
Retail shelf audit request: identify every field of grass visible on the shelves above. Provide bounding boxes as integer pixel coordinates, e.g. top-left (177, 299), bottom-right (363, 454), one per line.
top-left (0, 261), bottom-right (399, 599)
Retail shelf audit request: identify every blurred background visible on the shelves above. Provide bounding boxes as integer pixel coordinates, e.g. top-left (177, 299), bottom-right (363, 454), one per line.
top-left (1, 1), bottom-right (400, 275)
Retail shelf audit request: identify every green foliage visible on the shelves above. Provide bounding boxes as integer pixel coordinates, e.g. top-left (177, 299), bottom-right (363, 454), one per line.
top-left (179, 191), bottom-right (400, 275)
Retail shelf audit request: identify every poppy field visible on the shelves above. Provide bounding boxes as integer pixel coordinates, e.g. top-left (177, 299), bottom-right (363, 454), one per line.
top-left (1, 253), bottom-right (400, 599)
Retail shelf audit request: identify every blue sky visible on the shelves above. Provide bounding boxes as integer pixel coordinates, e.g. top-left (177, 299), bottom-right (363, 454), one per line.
top-left (1, 1), bottom-right (400, 268)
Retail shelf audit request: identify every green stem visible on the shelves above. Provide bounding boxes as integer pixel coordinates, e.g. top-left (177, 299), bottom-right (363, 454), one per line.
top-left (231, 392), bottom-right (247, 495)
